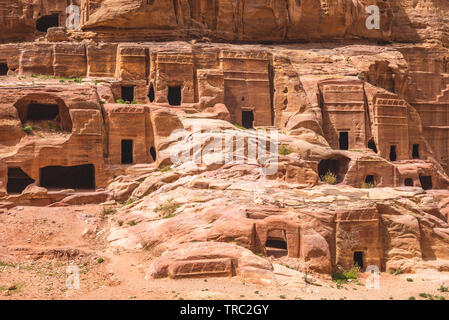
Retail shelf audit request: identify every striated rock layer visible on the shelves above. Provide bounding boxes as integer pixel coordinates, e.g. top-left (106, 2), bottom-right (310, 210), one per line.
top-left (1, 1), bottom-right (449, 280)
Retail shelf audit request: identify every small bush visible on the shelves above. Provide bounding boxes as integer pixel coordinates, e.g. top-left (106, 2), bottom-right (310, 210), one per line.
top-left (232, 123), bottom-right (246, 130)
top-left (23, 124), bottom-right (33, 134)
top-left (332, 265), bottom-right (360, 284)
top-left (128, 220), bottom-right (137, 226)
top-left (116, 99), bottom-right (125, 104)
top-left (97, 258), bottom-right (104, 264)
top-left (406, 278), bottom-right (413, 282)
top-left (279, 145), bottom-right (293, 156)
top-left (408, 296), bottom-right (415, 300)
top-left (159, 165), bottom-right (172, 173)
top-left (438, 285), bottom-right (448, 292)
top-left (154, 198), bottom-right (181, 218)
top-left (320, 170), bottom-right (337, 185)
top-left (102, 206), bottom-right (117, 217)
top-left (361, 182), bottom-right (376, 189)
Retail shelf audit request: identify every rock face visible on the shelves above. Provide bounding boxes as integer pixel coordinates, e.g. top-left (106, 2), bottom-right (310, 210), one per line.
top-left (1, 1), bottom-right (449, 279)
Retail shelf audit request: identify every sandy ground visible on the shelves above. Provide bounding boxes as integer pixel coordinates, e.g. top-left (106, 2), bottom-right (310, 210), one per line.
top-left (1, 205), bottom-right (449, 300)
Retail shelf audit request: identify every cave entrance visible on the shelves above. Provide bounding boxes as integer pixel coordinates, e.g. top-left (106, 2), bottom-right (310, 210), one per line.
top-left (150, 146), bottom-right (157, 162)
top-left (353, 251), bottom-right (364, 269)
top-left (265, 229), bottom-right (288, 258)
top-left (318, 156), bottom-right (350, 184)
top-left (419, 176), bottom-right (433, 190)
top-left (365, 175), bottom-right (375, 185)
top-left (121, 140), bottom-right (134, 164)
top-left (368, 138), bottom-right (378, 153)
top-left (168, 86), bottom-right (182, 106)
top-left (14, 95), bottom-right (72, 132)
top-left (404, 178), bottom-right (414, 187)
top-left (0, 63), bottom-right (8, 76)
top-left (36, 14), bottom-right (59, 33)
top-left (148, 84), bottom-right (155, 103)
top-left (27, 103), bottom-right (59, 120)
top-left (7, 167), bottom-right (34, 194)
top-left (40, 164), bottom-right (95, 190)
top-left (121, 86), bottom-right (134, 103)
top-left (242, 110), bottom-right (254, 129)
top-left (339, 132), bottom-right (349, 150)
top-left (412, 144), bottom-right (420, 159)
top-left (389, 145), bottom-right (397, 162)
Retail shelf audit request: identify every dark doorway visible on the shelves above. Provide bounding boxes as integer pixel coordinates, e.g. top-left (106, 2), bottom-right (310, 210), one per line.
top-left (148, 84), bottom-right (155, 103)
top-left (353, 251), bottom-right (364, 269)
top-left (121, 86), bottom-right (134, 103)
top-left (40, 164), bottom-right (95, 190)
top-left (419, 176), bottom-right (433, 190)
top-left (0, 63), bottom-right (8, 76)
top-left (7, 167), bottom-right (34, 194)
top-left (412, 144), bottom-right (420, 159)
top-left (266, 239), bottom-right (287, 250)
top-left (150, 146), bottom-right (157, 162)
top-left (368, 138), bottom-right (378, 153)
top-left (242, 110), bottom-right (254, 129)
top-left (36, 14), bottom-right (59, 32)
top-left (265, 229), bottom-right (288, 258)
top-left (318, 157), bottom-right (350, 184)
top-left (168, 86), bottom-right (182, 106)
top-left (365, 175), bottom-right (375, 185)
top-left (339, 132), bottom-right (349, 150)
top-left (121, 140), bottom-right (133, 164)
top-left (27, 103), bottom-right (59, 120)
top-left (404, 178), bottom-right (414, 187)
top-left (389, 145), bottom-right (397, 162)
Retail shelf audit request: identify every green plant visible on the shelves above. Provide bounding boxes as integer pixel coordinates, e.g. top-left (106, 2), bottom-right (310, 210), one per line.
top-left (128, 220), bottom-right (138, 226)
top-left (279, 295), bottom-right (286, 299)
top-left (279, 145), bottom-right (293, 156)
top-left (438, 285), bottom-right (449, 292)
top-left (154, 198), bottom-right (181, 218)
top-left (0, 261), bottom-right (16, 268)
top-left (159, 165), bottom-right (172, 173)
top-left (419, 293), bottom-right (428, 298)
top-left (23, 124), bottom-right (33, 134)
top-left (332, 265), bottom-right (361, 284)
top-left (122, 198), bottom-right (136, 206)
top-left (361, 182), bottom-right (376, 189)
top-left (116, 99), bottom-right (125, 104)
top-left (406, 278), bottom-right (413, 282)
top-left (408, 296), bottom-right (416, 300)
top-left (232, 123), bottom-right (246, 130)
top-left (97, 258), bottom-right (104, 264)
top-left (320, 170), bottom-right (338, 185)
top-left (102, 206), bottom-right (117, 217)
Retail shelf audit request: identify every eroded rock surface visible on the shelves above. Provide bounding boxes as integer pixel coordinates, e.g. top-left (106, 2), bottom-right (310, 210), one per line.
top-left (1, 1), bottom-right (449, 285)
